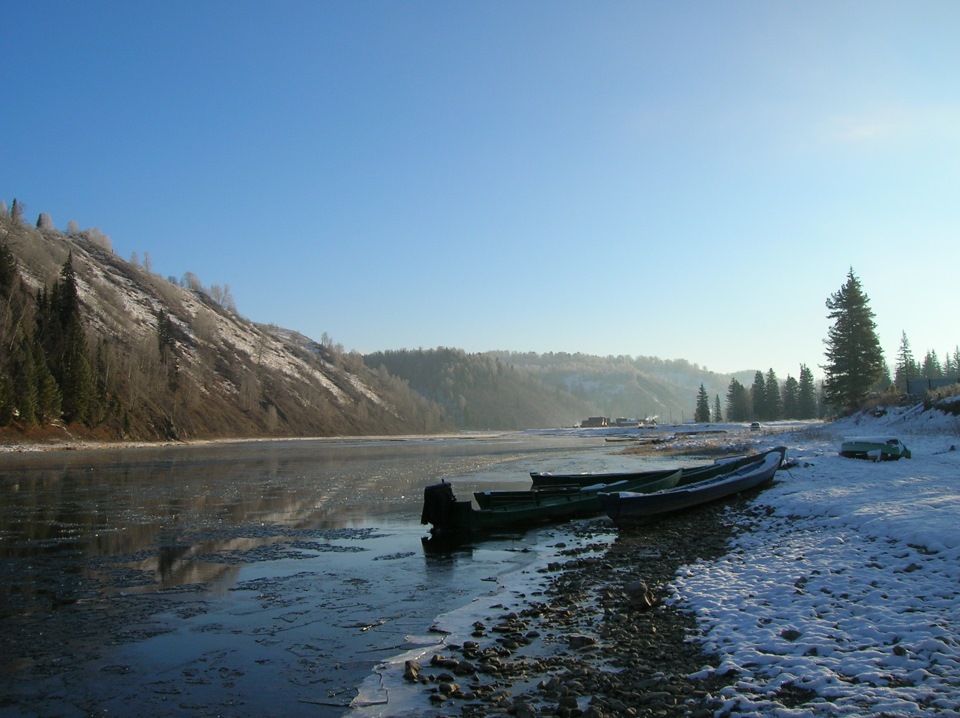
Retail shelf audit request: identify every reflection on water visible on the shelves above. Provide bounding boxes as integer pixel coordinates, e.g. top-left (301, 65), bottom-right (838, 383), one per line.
top-left (1, 436), bottom-right (575, 597)
top-left (0, 432), bottom-right (628, 716)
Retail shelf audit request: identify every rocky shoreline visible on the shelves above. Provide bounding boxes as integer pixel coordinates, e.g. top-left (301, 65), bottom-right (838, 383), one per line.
top-left (399, 496), bottom-right (761, 717)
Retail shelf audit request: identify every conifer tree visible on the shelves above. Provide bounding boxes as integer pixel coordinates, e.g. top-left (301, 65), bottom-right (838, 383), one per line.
top-left (798, 364), bottom-right (817, 419)
top-left (694, 383), bottom-right (711, 423)
top-left (751, 371), bottom-right (766, 420)
top-left (11, 337), bottom-right (38, 426)
top-left (156, 309), bottom-right (174, 362)
top-left (38, 254), bottom-right (94, 424)
top-left (10, 199), bottom-right (24, 224)
top-left (823, 269), bottom-right (885, 413)
top-left (725, 378), bottom-right (751, 422)
top-left (765, 368), bottom-right (781, 420)
top-left (781, 375), bottom-right (800, 419)
top-left (893, 331), bottom-right (916, 393)
top-left (33, 336), bottom-right (61, 425)
top-left (921, 350), bottom-right (942, 379)
top-left (0, 240), bottom-right (16, 297)
top-left (713, 394), bottom-right (722, 422)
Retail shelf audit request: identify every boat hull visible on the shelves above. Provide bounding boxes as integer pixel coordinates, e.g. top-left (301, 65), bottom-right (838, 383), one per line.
top-left (531, 452), bottom-right (776, 490)
top-left (599, 447), bottom-right (786, 524)
top-left (421, 470), bottom-right (681, 538)
top-left (840, 437), bottom-right (911, 461)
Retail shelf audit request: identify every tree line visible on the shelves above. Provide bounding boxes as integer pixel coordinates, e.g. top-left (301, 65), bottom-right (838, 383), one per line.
top-left (694, 268), bottom-right (958, 422)
top-left (694, 365), bottom-right (818, 423)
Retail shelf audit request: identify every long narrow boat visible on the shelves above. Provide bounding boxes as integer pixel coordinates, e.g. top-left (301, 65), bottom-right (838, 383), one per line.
top-left (530, 452), bottom-right (767, 489)
top-left (420, 469), bottom-right (681, 538)
top-left (599, 446), bottom-right (786, 524)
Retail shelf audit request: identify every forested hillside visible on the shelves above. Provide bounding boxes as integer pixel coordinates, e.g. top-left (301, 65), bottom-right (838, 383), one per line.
top-left (364, 349), bottom-right (739, 428)
top-left (363, 348), bottom-right (601, 429)
top-left (0, 208), bottom-right (450, 442)
top-left (491, 351), bottom-right (740, 423)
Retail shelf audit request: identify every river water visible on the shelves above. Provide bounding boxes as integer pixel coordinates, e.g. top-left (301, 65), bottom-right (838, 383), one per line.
top-left (0, 431), bottom-right (669, 717)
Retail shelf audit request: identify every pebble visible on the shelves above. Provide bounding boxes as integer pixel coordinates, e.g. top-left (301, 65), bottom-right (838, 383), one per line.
top-left (403, 494), bottom-right (763, 716)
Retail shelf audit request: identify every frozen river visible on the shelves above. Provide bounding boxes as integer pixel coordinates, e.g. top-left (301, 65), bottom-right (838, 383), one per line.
top-left (0, 432), bottom-right (645, 717)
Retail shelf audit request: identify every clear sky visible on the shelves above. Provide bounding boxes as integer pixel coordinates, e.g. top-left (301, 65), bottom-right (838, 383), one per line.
top-left (4, 1), bottom-right (959, 379)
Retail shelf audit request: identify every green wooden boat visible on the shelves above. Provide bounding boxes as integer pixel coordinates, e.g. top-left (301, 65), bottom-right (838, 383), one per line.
top-left (840, 436), bottom-right (911, 460)
top-left (420, 469), bottom-right (681, 538)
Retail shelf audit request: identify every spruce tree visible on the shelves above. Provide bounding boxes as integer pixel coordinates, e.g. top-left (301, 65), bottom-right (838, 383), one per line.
top-left (782, 375), bottom-right (800, 419)
top-left (921, 350), bottom-right (942, 379)
top-left (33, 336), bottom-right (61, 425)
top-left (0, 240), bottom-right (16, 298)
top-left (713, 394), bottom-right (722, 422)
top-left (765, 368), bottom-right (781, 420)
top-left (893, 331), bottom-right (916, 392)
top-left (694, 384), bottom-right (711, 423)
top-left (751, 371), bottom-right (766, 420)
top-left (725, 378), bottom-right (750, 422)
top-left (11, 337), bottom-right (38, 426)
top-left (823, 268), bottom-right (885, 413)
top-left (798, 364), bottom-right (817, 419)
top-left (39, 254), bottom-right (93, 424)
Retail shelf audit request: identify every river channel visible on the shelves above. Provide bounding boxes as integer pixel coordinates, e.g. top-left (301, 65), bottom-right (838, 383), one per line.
top-left (0, 431), bottom-right (665, 717)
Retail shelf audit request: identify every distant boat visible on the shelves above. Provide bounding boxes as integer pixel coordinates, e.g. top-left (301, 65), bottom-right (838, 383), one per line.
top-left (840, 436), bottom-right (911, 461)
top-left (420, 469), bottom-right (681, 539)
top-left (599, 446), bottom-right (786, 524)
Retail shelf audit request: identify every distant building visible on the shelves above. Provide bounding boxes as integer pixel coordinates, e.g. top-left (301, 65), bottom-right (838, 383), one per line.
top-left (581, 416), bottom-right (609, 428)
top-left (907, 378), bottom-right (960, 397)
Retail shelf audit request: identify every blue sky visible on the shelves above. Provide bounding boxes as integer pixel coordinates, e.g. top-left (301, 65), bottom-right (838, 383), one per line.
top-left (4, 1), bottom-right (959, 379)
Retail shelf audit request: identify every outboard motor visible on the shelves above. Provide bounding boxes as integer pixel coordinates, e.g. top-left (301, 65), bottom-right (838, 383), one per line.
top-left (421, 480), bottom-right (457, 534)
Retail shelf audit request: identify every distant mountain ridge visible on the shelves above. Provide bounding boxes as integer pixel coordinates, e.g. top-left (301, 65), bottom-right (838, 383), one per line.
top-left (2, 206), bottom-right (748, 442)
top-left (365, 348), bottom-right (741, 429)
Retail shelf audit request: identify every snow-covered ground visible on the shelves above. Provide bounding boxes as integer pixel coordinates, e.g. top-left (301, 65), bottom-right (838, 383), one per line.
top-left (672, 404), bottom-right (960, 717)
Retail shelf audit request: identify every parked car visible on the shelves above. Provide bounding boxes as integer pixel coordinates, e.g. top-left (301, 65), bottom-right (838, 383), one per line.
top-left (750, 422), bottom-right (761, 431)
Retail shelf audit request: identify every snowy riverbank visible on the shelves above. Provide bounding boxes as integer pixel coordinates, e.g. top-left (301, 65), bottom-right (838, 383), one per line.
top-left (672, 404), bottom-right (960, 716)
top-left (349, 402), bottom-right (960, 717)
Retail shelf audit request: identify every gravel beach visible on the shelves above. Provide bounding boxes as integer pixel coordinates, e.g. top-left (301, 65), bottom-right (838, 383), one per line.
top-left (396, 495), bottom-right (758, 718)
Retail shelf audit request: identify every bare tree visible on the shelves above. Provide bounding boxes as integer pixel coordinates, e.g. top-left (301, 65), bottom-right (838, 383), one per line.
top-left (36, 213), bottom-right (54, 230)
top-left (87, 228), bottom-right (112, 251)
top-left (210, 284), bottom-right (236, 312)
top-left (182, 272), bottom-right (203, 291)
